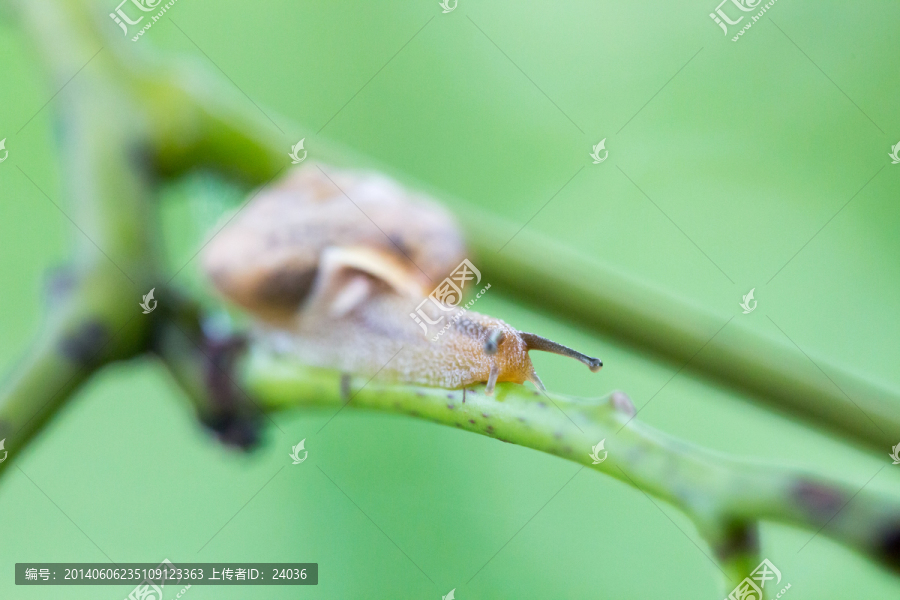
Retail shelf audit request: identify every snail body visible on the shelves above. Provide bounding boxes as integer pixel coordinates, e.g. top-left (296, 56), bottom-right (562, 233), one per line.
top-left (202, 164), bottom-right (601, 393)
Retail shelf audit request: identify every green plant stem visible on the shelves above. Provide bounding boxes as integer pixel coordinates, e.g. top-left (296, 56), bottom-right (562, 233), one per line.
top-left (243, 352), bottom-right (900, 586)
top-left (1, 0), bottom-right (156, 471)
top-left (458, 212), bottom-right (900, 454)
top-left (0, 266), bottom-right (145, 475)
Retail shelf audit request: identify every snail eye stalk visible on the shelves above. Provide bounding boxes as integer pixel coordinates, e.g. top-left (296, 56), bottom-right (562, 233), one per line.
top-left (519, 332), bottom-right (602, 372)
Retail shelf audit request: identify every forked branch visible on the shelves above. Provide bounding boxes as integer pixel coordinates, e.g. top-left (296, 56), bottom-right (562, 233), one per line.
top-left (2, 2), bottom-right (898, 598)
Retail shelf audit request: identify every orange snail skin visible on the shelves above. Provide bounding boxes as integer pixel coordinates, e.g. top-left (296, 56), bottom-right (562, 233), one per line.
top-left (202, 163), bottom-right (602, 394)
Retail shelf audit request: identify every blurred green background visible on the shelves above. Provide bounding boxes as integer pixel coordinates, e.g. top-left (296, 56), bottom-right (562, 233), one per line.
top-left (1, 0), bottom-right (899, 598)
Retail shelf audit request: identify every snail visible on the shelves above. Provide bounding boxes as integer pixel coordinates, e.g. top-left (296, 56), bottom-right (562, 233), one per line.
top-left (202, 163), bottom-right (602, 395)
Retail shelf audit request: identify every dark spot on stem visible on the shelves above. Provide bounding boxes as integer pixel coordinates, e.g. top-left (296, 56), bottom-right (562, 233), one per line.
top-left (447, 404), bottom-right (455, 410)
top-left (794, 480), bottom-right (845, 520)
top-left (482, 413), bottom-right (490, 418)
top-left (486, 425), bottom-right (494, 433)
top-left (712, 521), bottom-right (759, 562)
top-left (202, 335), bottom-right (258, 450)
top-left (59, 321), bottom-right (110, 366)
top-left (468, 419), bottom-right (476, 424)
top-left (879, 522), bottom-right (900, 573)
